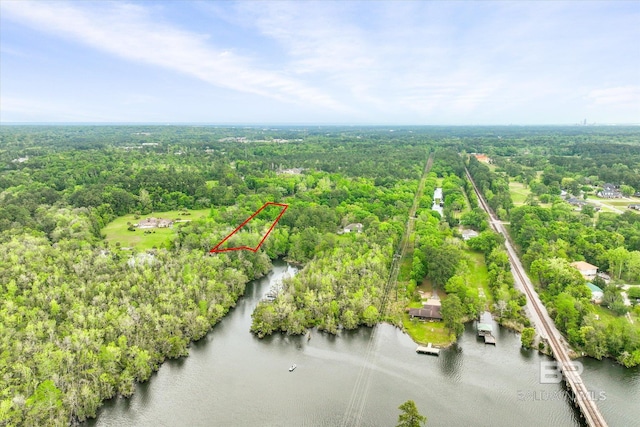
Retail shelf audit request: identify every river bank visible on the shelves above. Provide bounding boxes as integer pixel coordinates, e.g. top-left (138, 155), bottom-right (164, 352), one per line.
top-left (85, 261), bottom-right (640, 427)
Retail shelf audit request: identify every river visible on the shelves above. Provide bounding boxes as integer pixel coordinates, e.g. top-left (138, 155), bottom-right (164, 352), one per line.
top-left (87, 261), bottom-right (640, 427)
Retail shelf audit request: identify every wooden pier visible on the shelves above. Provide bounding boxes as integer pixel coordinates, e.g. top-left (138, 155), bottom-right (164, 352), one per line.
top-left (416, 343), bottom-right (440, 356)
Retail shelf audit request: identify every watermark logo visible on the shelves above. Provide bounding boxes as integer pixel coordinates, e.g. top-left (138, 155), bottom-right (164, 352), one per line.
top-left (539, 361), bottom-right (583, 384)
top-left (517, 361), bottom-right (607, 403)
top-left (517, 389), bottom-right (606, 402)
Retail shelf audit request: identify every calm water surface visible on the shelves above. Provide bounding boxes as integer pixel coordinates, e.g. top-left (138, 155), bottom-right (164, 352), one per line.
top-left (87, 262), bottom-right (639, 427)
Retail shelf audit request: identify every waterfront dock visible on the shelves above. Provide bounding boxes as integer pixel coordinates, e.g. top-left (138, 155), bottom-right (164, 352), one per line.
top-left (416, 343), bottom-right (440, 356)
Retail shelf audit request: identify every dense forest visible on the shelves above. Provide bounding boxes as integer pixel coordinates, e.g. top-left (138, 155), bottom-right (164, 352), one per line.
top-left (1, 125), bottom-right (639, 425)
top-left (0, 125), bottom-right (430, 425)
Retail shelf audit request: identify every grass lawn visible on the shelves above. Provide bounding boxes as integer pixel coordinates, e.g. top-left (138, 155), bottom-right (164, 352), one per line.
top-left (402, 314), bottom-right (452, 346)
top-left (606, 201), bottom-right (635, 206)
top-left (398, 249), bottom-right (414, 282)
top-left (592, 304), bottom-right (640, 331)
top-left (465, 250), bottom-right (493, 306)
top-left (103, 208), bottom-right (210, 250)
top-left (509, 181), bottom-right (531, 206)
top-left (586, 196), bottom-right (625, 213)
top-left (591, 304), bottom-right (618, 322)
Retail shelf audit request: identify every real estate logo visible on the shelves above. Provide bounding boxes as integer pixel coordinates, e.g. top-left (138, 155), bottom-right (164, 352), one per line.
top-left (539, 361), bottom-right (583, 384)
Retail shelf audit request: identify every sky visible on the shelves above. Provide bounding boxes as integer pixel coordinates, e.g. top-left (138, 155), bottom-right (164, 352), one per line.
top-left (1, 1), bottom-right (639, 125)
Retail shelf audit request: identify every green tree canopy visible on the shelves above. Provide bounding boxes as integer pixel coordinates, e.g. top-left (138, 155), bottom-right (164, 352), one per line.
top-left (441, 294), bottom-right (465, 337)
top-left (396, 400), bottom-right (427, 427)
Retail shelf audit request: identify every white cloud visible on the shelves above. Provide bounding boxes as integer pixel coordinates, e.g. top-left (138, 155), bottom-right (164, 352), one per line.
top-left (1, 1), bottom-right (346, 112)
top-left (233, 2), bottom-right (516, 118)
top-left (2, 1), bottom-right (638, 123)
top-left (586, 86), bottom-right (640, 107)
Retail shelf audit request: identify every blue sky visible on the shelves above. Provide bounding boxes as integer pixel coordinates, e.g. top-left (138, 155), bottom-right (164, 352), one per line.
top-left (1, 1), bottom-right (639, 124)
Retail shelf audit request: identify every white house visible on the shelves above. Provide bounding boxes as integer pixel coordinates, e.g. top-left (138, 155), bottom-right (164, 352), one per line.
top-left (135, 217), bottom-right (174, 229)
top-left (597, 183), bottom-right (622, 198)
top-left (342, 223), bottom-right (363, 233)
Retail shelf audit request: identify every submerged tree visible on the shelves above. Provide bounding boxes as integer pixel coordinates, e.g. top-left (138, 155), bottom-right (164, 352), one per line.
top-left (396, 400), bottom-right (427, 427)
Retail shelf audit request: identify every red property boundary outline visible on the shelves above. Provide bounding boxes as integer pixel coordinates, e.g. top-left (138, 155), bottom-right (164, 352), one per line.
top-left (209, 202), bottom-right (289, 253)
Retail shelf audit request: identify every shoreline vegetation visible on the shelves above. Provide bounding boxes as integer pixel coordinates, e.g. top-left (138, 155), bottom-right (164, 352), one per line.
top-left (1, 125), bottom-right (639, 425)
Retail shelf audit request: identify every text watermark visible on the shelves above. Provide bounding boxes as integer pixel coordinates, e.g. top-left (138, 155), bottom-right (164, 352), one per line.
top-left (518, 389), bottom-right (606, 402)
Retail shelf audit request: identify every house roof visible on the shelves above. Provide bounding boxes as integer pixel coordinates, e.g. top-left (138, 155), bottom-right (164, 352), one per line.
top-left (461, 229), bottom-right (479, 241)
top-left (344, 223), bottom-right (363, 231)
top-left (408, 304), bottom-right (442, 320)
top-left (136, 217), bottom-right (173, 227)
top-left (587, 282), bottom-right (603, 293)
top-left (567, 197), bottom-right (587, 205)
top-left (570, 261), bottom-right (598, 271)
top-left (478, 323), bottom-right (493, 332)
top-left (137, 217), bottom-right (158, 226)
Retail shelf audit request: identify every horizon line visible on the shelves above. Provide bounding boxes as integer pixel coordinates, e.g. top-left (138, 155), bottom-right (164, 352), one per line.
top-left (2, 122), bottom-right (639, 127)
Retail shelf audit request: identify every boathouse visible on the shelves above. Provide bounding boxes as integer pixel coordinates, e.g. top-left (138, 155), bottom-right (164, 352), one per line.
top-left (477, 323), bottom-right (493, 336)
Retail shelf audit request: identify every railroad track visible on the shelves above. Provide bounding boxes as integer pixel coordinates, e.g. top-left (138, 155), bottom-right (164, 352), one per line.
top-left (465, 167), bottom-right (608, 427)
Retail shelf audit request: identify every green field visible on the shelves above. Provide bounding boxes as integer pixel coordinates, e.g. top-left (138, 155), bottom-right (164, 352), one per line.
top-left (590, 301), bottom-right (640, 334)
top-left (585, 196), bottom-right (640, 214)
top-left (606, 201), bottom-right (637, 206)
top-left (509, 181), bottom-right (531, 205)
top-left (398, 250), bottom-right (414, 282)
top-left (465, 250), bottom-right (493, 306)
top-left (103, 208), bottom-right (210, 250)
top-left (586, 196), bottom-right (624, 213)
top-left (402, 315), bottom-right (452, 346)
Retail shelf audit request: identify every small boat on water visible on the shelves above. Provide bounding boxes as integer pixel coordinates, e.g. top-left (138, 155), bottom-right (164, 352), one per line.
top-left (288, 364), bottom-right (296, 372)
